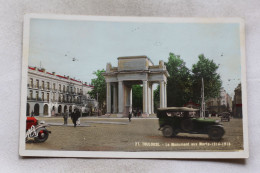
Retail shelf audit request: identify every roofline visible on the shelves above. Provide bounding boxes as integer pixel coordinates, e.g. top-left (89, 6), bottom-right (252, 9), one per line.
top-left (117, 55), bottom-right (154, 65)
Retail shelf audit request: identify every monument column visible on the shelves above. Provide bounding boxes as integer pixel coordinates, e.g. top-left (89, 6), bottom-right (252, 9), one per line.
top-left (147, 82), bottom-right (151, 114)
top-left (113, 83), bottom-right (118, 113)
top-left (160, 81), bottom-right (165, 108)
top-left (143, 80), bottom-right (148, 115)
top-left (130, 88), bottom-right (132, 113)
top-left (118, 81), bottom-right (124, 114)
top-left (106, 82), bottom-right (111, 114)
top-left (165, 82), bottom-right (167, 107)
top-left (151, 83), bottom-right (154, 114)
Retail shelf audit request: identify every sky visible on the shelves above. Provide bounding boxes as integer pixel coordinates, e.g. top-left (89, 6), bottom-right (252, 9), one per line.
top-left (28, 18), bottom-right (242, 97)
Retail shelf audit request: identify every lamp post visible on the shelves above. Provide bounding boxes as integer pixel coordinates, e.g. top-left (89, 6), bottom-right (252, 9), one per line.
top-left (97, 92), bottom-right (99, 116)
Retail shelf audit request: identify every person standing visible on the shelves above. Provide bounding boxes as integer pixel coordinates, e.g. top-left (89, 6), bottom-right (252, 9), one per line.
top-left (71, 109), bottom-right (79, 127)
top-left (31, 110), bottom-right (34, 117)
top-left (76, 109), bottom-right (81, 125)
top-left (63, 110), bottom-right (69, 125)
top-left (51, 108), bottom-right (55, 117)
top-left (128, 112), bottom-right (132, 122)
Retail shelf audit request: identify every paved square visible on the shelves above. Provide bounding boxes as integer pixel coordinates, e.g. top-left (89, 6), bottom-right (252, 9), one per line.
top-left (26, 117), bottom-right (243, 152)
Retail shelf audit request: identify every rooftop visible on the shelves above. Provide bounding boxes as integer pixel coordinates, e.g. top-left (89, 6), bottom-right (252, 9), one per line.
top-left (28, 66), bottom-right (94, 88)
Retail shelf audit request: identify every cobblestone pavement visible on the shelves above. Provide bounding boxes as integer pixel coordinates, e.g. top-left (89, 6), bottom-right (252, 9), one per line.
top-left (25, 117), bottom-right (244, 152)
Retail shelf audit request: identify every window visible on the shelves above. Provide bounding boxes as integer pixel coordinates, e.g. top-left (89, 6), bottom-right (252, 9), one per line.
top-left (47, 82), bottom-right (50, 90)
top-left (42, 81), bottom-right (45, 89)
top-left (42, 92), bottom-right (44, 101)
top-left (67, 86), bottom-right (69, 92)
top-left (59, 84), bottom-right (61, 91)
top-left (30, 78), bottom-right (33, 87)
top-left (36, 80), bottom-right (39, 88)
top-left (47, 93), bottom-right (49, 101)
top-left (53, 93), bottom-right (55, 101)
top-left (53, 83), bottom-right (56, 90)
top-left (63, 85), bottom-right (65, 92)
top-left (30, 90), bottom-right (33, 99)
top-left (36, 91), bottom-right (39, 100)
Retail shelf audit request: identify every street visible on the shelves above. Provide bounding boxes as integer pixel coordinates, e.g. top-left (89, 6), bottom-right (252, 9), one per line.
top-left (26, 117), bottom-right (244, 152)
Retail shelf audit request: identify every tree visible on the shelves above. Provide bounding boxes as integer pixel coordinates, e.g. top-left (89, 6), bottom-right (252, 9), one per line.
top-left (154, 53), bottom-right (192, 109)
top-left (165, 53), bottom-right (192, 107)
top-left (191, 54), bottom-right (222, 103)
top-left (153, 85), bottom-right (160, 112)
top-left (132, 85), bottom-right (143, 110)
top-left (88, 69), bottom-right (106, 114)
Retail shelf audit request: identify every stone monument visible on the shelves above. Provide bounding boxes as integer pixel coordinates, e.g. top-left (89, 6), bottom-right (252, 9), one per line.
top-left (103, 56), bottom-right (169, 117)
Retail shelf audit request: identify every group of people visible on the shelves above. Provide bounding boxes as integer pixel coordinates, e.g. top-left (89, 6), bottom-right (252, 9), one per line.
top-left (63, 109), bottom-right (81, 127)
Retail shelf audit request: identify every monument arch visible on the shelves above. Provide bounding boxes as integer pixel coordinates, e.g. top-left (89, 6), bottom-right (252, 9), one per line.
top-left (103, 56), bottom-right (169, 117)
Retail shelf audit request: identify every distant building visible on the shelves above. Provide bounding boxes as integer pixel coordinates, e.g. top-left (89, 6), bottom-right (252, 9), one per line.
top-left (206, 87), bottom-right (232, 114)
top-left (226, 94), bottom-right (233, 112)
top-left (233, 83), bottom-right (242, 118)
top-left (26, 66), bottom-right (97, 117)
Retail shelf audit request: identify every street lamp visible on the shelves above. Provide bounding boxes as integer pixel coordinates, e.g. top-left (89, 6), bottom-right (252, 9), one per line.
top-left (97, 92), bottom-right (99, 116)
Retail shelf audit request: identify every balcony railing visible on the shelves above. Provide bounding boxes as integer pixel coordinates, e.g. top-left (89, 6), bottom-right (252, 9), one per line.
top-left (27, 97), bottom-right (49, 102)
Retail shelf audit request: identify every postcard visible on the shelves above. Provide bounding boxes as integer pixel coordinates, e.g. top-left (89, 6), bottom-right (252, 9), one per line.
top-left (19, 14), bottom-right (248, 158)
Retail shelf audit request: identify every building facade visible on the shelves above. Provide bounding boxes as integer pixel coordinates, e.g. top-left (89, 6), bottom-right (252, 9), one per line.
top-left (233, 83), bottom-right (242, 118)
top-left (206, 87), bottom-right (232, 114)
top-left (26, 66), bottom-right (96, 117)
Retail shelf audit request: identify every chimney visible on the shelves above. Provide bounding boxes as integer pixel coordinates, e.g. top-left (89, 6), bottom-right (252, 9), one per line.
top-left (52, 72), bottom-right (56, 75)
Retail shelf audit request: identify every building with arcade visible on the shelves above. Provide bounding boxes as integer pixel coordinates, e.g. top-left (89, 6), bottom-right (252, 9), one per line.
top-left (26, 66), bottom-right (96, 117)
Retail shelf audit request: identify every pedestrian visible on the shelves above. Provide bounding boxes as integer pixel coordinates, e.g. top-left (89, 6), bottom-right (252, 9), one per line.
top-left (63, 110), bottom-right (69, 125)
top-left (71, 109), bottom-right (79, 127)
top-left (31, 110), bottom-right (34, 117)
top-left (51, 108), bottom-right (55, 117)
top-left (76, 109), bottom-right (81, 125)
top-left (128, 112), bottom-right (132, 122)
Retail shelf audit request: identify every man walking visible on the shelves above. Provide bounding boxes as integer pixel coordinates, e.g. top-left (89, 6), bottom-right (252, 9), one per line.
top-left (71, 109), bottom-right (79, 127)
top-left (128, 112), bottom-right (132, 122)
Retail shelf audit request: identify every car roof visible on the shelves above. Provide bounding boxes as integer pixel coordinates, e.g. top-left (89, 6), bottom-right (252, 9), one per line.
top-left (157, 107), bottom-right (199, 112)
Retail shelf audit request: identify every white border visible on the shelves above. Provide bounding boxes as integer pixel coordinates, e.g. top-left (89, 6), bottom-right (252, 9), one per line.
top-left (19, 14), bottom-right (248, 159)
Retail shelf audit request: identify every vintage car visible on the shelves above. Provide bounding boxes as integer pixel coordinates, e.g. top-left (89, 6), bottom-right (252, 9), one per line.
top-left (220, 112), bottom-right (231, 122)
top-left (26, 117), bottom-right (51, 143)
top-left (157, 107), bottom-right (225, 140)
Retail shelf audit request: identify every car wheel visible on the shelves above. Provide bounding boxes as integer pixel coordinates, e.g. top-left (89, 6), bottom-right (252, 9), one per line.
top-left (35, 129), bottom-right (49, 143)
top-left (208, 126), bottom-right (224, 140)
top-left (162, 125), bottom-right (174, 137)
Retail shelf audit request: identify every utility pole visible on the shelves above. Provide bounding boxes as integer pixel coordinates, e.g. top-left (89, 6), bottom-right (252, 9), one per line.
top-left (201, 78), bottom-right (205, 118)
top-left (97, 92), bottom-right (99, 116)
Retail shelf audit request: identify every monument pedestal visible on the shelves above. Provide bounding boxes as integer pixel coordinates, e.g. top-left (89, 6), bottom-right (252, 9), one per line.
top-left (142, 113), bottom-right (149, 118)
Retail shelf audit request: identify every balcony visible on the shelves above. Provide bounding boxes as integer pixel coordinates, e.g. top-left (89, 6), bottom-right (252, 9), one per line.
top-left (27, 97), bottom-right (49, 102)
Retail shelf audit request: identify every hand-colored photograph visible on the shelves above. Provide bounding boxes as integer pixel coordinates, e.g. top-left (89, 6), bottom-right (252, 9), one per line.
top-left (19, 15), bottom-right (248, 158)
